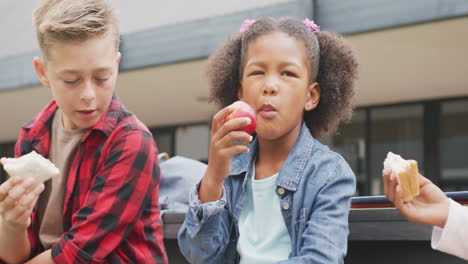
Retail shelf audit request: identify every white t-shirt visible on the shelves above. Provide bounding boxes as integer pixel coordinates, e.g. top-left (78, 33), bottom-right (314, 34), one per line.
top-left (237, 165), bottom-right (292, 263)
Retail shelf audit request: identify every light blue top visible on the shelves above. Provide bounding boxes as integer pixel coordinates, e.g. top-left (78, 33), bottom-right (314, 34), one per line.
top-left (237, 166), bottom-right (291, 263)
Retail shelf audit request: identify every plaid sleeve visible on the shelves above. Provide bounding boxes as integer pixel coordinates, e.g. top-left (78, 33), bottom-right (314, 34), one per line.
top-left (51, 130), bottom-right (160, 263)
top-left (14, 128), bottom-right (43, 259)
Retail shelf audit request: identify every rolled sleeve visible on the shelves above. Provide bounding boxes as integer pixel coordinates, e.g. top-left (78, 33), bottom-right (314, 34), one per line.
top-left (185, 182), bottom-right (227, 238)
top-left (431, 198), bottom-right (468, 261)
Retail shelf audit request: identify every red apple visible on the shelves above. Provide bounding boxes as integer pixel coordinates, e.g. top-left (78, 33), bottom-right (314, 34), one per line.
top-left (223, 101), bottom-right (257, 135)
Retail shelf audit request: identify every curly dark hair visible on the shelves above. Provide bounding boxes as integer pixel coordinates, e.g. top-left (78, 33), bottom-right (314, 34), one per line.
top-left (208, 17), bottom-right (358, 138)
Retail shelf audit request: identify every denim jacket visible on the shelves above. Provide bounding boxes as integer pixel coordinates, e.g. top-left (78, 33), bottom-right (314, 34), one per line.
top-left (178, 123), bottom-right (356, 263)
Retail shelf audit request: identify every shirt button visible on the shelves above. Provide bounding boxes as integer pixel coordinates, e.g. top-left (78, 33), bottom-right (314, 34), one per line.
top-left (283, 202), bottom-right (290, 210)
top-left (277, 188), bottom-right (285, 195)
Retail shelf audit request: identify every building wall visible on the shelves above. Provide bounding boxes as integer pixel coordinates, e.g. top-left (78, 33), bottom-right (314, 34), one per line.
top-left (0, 0), bottom-right (289, 58)
top-left (0, 1), bottom-right (467, 196)
top-left (0, 16), bottom-right (466, 142)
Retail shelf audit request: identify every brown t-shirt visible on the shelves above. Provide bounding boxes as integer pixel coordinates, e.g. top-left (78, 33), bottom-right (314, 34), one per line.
top-left (37, 109), bottom-right (86, 249)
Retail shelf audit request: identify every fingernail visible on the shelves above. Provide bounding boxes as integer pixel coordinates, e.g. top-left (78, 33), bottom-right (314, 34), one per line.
top-left (243, 117), bottom-right (251, 124)
top-left (231, 140), bottom-right (248, 146)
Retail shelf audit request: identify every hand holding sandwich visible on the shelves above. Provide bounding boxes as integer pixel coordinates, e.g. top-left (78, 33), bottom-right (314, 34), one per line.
top-left (0, 150), bottom-right (58, 230)
top-left (0, 176), bottom-right (44, 264)
top-left (383, 169), bottom-right (450, 228)
top-left (0, 176), bottom-right (44, 231)
top-left (0, 151), bottom-right (57, 263)
top-left (383, 152), bottom-right (468, 261)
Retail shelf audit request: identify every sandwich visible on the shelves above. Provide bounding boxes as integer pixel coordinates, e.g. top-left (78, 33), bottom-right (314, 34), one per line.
top-left (1, 150), bottom-right (59, 183)
top-left (383, 152), bottom-right (420, 202)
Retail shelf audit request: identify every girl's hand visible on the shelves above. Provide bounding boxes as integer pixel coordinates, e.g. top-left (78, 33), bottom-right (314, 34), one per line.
top-left (383, 170), bottom-right (450, 228)
top-left (200, 104), bottom-right (253, 203)
top-left (0, 176), bottom-right (44, 231)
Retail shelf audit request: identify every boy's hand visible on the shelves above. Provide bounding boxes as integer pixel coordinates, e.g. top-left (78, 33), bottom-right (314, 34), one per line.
top-left (383, 170), bottom-right (450, 228)
top-left (200, 104), bottom-right (253, 203)
top-left (0, 175), bottom-right (44, 231)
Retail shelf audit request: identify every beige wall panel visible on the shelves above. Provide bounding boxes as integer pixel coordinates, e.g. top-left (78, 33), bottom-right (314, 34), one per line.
top-left (350, 17), bottom-right (468, 106)
top-left (1, 17), bottom-right (467, 142)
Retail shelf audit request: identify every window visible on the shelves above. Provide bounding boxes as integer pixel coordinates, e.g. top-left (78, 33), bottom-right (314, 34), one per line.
top-left (175, 124), bottom-right (210, 162)
top-left (150, 127), bottom-right (176, 157)
top-left (150, 123), bottom-right (210, 162)
top-left (369, 105), bottom-right (424, 195)
top-left (324, 110), bottom-right (366, 195)
top-left (328, 103), bottom-right (431, 196)
top-left (440, 99), bottom-right (468, 191)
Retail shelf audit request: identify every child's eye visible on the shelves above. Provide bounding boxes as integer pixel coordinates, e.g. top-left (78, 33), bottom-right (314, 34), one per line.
top-left (249, 71), bottom-right (263, 76)
top-left (64, 79), bottom-right (79, 84)
top-left (281, 71), bottom-right (297, 77)
top-left (96, 77), bottom-right (109, 83)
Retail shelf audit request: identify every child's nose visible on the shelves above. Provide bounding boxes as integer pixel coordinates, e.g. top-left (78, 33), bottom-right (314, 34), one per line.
top-left (81, 81), bottom-right (96, 102)
top-left (263, 79), bottom-right (279, 95)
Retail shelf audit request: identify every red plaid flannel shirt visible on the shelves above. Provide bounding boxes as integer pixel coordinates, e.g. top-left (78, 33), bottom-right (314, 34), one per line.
top-left (15, 95), bottom-right (167, 263)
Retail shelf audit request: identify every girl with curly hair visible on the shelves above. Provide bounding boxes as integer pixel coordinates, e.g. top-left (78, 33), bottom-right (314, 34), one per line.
top-left (178, 17), bottom-right (359, 263)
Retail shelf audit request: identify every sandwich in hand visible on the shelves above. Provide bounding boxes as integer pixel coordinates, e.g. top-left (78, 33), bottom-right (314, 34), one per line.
top-left (1, 151), bottom-right (59, 183)
top-left (383, 152), bottom-right (420, 202)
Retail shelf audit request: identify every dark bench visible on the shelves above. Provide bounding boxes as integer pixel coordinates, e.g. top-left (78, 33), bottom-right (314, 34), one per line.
top-left (163, 192), bottom-right (468, 264)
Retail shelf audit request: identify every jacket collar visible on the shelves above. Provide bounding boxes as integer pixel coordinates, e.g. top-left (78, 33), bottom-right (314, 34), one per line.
top-left (230, 122), bottom-right (315, 191)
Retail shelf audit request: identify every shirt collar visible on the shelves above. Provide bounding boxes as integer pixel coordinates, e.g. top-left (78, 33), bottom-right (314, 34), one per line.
top-left (22, 93), bottom-right (123, 143)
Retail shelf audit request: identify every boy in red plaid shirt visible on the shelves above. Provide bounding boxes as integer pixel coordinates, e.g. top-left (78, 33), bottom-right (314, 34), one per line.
top-left (0, 0), bottom-right (167, 263)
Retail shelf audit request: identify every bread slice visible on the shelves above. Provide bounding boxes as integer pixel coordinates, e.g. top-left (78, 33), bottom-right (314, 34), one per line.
top-left (383, 152), bottom-right (420, 202)
top-left (1, 151), bottom-right (59, 183)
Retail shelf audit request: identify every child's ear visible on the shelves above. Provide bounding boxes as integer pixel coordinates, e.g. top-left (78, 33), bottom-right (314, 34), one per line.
top-left (116, 52), bottom-right (121, 66)
top-left (304, 82), bottom-right (320, 111)
top-left (33, 57), bottom-right (51, 89)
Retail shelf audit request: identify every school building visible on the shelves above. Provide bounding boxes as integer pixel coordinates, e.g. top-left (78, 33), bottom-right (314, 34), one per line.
top-left (1, 0), bottom-right (467, 198)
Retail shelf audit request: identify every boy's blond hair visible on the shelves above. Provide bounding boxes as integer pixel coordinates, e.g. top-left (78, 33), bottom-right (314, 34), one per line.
top-left (33, 0), bottom-right (119, 60)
